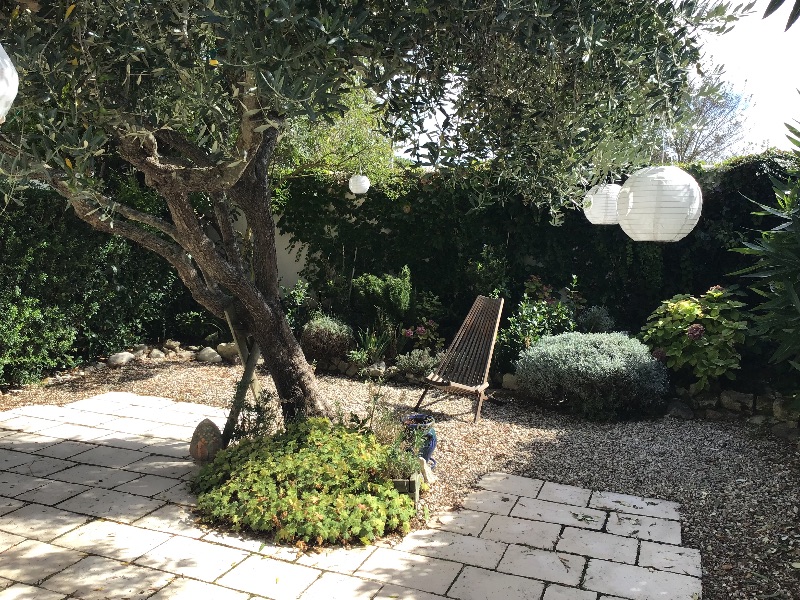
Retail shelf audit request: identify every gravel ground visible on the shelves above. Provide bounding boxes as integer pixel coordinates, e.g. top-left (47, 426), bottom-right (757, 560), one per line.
top-left (1, 356), bottom-right (798, 600)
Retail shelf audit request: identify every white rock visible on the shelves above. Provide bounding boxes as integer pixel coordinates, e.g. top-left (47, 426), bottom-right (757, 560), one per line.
top-left (108, 352), bottom-right (136, 367)
top-left (163, 339), bottom-right (181, 350)
top-left (216, 342), bottom-right (240, 361)
top-left (149, 349), bottom-right (165, 359)
top-left (502, 373), bottom-right (519, 390)
top-left (197, 347), bottom-right (223, 363)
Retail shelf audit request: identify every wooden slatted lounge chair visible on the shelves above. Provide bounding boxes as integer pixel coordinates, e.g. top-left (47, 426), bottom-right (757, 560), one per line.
top-left (414, 295), bottom-right (504, 422)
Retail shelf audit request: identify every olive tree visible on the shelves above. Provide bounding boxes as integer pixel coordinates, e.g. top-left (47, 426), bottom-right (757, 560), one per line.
top-left (0, 0), bottom-right (735, 418)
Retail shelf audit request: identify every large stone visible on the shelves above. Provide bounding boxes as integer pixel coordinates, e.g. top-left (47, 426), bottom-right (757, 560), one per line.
top-left (772, 422), bottom-right (800, 442)
top-left (196, 347), bottom-right (222, 363)
top-left (755, 394), bottom-right (774, 413)
top-left (720, 390), bottom-right (754, 413)
top-left (189, 419), bottom-right (224, 463)
top-left (691, 392), bottom-right (719, 409)
top-left (216, 342), bottom-right (240, 362)
top-left (773, 397), bottom-right (800, 423)
top-left (666, 400), bottom-right (694, 420)
top-left (163, 339), bottom-right (181, 350)
top-left (502, 373), bottom-right (519, 391)
top-left (107, 352), bottom-right (135, 368)
top-left (149, 349), bottom-right (165, 359)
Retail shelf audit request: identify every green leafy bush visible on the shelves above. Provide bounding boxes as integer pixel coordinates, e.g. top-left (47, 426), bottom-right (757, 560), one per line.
top-left (495, 290), bottom-right (577, 373)
top-left (734, 169), bottom-right (800, 376)
top-left (640, 286), bottom-right (748, 390)
top-left (516, 332), bottom-right (668, 421)
top-left (0, 289), bottom-right (76, 385)
top-left (577, 306), bottom-right (616, 333)
top-left (281, 280), bottom-right (314, 336)
top-left (300, 314), bottom-right (353, 363)
top-left (395, 348), bottom-right (443, 376)
top-left (192, 418), bottom-right (416, 545)
top-left (349, 327), bottom-right (393, 366)
top-left (401, 318), bottom-right (445, 352)
top-left (352, 266), bottom-right (412, 325)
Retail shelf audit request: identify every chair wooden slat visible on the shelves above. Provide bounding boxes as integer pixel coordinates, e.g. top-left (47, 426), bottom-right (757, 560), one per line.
top-left (414, 295), bottom-right (504, 422)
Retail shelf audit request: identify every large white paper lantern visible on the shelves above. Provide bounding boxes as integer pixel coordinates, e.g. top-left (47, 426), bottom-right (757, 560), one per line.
top-left (617, 166), bottom-right (702, 242)
top-left (0, 42), bottom-right (19, 125)
top-left (348, 174), bottom-right (370, 195)
top-left (583, 183), bottom-right (622, 225)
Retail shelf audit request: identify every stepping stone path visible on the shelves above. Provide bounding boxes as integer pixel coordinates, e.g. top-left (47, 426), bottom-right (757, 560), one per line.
top-left (0, 392), bottom-right (703, 599)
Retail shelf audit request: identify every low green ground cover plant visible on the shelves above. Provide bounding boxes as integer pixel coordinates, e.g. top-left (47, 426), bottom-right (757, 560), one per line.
top-left (516, 332), bottom-right (668, 421)
top-left (192, 418), bottom-right (416, 546)
top-left (640, 286), bottom-right (748, 391)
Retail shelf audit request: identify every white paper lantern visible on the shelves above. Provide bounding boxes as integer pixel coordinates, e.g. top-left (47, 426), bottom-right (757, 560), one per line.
top-left (583, 183), bottom-right (622, 225)
top-left (617, 166), bottom-right (702, 242)
top-left (0, 42), bottom-right (19, 125)
top-left (348, 174), bottom-right (370, 195)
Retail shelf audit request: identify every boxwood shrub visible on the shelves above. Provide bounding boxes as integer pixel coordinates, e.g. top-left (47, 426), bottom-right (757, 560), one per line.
top-left (515, 332), bottom-right (668, 421)
top-left (192, 418), bottom-right (416, 545)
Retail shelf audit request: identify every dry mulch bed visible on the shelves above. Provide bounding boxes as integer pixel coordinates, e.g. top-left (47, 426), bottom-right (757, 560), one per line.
top-left (1, 356), bottom-right (798, 599)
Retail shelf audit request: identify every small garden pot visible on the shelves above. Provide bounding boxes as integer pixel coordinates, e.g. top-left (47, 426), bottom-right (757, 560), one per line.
top-left (392, 472), bottom-right (421, 507)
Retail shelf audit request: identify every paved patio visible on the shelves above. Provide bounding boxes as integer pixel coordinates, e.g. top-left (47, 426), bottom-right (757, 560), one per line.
top-left (0, 392), bottom-right (702, 599)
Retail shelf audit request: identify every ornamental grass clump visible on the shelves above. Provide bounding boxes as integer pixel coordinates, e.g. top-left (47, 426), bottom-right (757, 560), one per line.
top-left (192, 418), bottom-right (416, 546)
top-left (640, 286), bottom-right (748, 390)
top-left (515, 332), bottom-right (668, 421)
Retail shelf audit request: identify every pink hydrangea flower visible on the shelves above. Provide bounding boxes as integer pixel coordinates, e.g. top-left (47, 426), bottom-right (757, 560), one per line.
top-left (403, 328), bottom-right (414, 338)
top-left (415, 326), bottom-right (427, 335)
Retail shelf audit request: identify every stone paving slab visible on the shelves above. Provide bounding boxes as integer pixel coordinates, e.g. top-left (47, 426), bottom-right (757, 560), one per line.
top-left (431, 509), bottom-right (491, 536)
top-left (511, 497), bottom-right (607, 531)
top-left (477, 472), bottom-right (545, 498)
top-left (0, 394), bottom-right (703, 600)
top-left (355, 547), bottom-right (463, 595)
top-left (589, 491), bottom-right (681, 521)
top-left (40, 554), bottom-right (174, 599)
top-left (394, 528), bottom-right (506, 569)
top-left (51, 519), bottom-right (172, 562)
top-left (448, 565), bottom-right (545, 600)
top-left (498, 544), bottom-right (586, 586)
top-left (605, 511), bottom-right (682, 545)
top-left (56, 487), bottom-right (165, 523)
top-left (0, 504), bottom-right (88, 542)
top-left (463, 489), bottom-right (519, 515)
top-left (637, 541), bottom-right (702, 578)
top-left (216, 554), bottom-right (321, 599)
top-left (480, 514), bottom-right (561, 549)
top-left (583, 558), bottom-right (702, 599)
top-left (300, 571), bottom-right (382, 599)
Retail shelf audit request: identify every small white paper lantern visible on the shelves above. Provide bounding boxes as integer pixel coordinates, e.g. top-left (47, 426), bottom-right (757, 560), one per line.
top-left (348, 174), bottom-right (370, 195)
top-left (0, 42), bottom-right (19, 125)
top-left (583, 183), bottom-right (622, 225)
top-left (617, 166), bottom-right (702, 242)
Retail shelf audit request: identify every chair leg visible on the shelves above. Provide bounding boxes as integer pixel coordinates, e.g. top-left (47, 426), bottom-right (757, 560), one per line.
top-left (414, 386), bottom-right (431, 411)
top-left (474, 390), bottom-right (486, 423)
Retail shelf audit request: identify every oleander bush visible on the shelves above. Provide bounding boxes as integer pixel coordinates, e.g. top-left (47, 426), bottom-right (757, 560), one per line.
top-left (192, 418), bottom-right (416, 545)
top-left (300, 314), bottom-right (354, 363)
top-left (516, 332), bottom-right (669, 421)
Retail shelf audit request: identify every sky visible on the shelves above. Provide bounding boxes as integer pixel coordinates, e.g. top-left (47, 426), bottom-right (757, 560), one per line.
top-left (701, 2), bottom-right (800, 152)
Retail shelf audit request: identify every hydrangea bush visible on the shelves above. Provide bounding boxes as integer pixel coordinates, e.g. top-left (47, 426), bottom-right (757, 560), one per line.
top-left (515, 332), bottom-right (668, 421)
top-left (640, 286), bottom-right (748, 391)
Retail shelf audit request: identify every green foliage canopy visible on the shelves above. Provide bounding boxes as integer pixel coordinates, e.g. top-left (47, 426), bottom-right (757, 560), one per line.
top-left (0, 1), bottom-right (740, 214)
